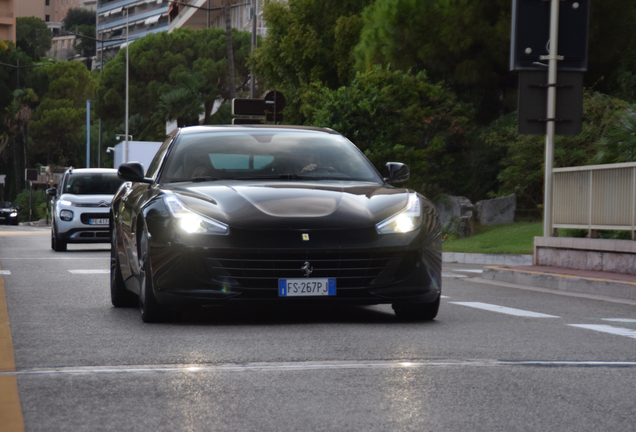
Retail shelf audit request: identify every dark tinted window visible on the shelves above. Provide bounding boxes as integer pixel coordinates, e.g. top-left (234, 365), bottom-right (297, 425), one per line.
top-left (160, 131), bottom-right (381, 183)
top-left (145, 133), bottom-right (175, 178)
top-left (64, 172), bottom-right (124, 195)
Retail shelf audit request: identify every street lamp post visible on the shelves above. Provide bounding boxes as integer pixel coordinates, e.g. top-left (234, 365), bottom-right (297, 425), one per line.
top-left (0, 58), bottom-right (55, 88)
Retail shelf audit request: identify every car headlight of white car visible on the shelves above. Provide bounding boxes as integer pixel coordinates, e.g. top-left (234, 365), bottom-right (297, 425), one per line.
top-left (376, 193), bottom-right (422, 234)
top-left (164, 195), bottom-right (228, 235)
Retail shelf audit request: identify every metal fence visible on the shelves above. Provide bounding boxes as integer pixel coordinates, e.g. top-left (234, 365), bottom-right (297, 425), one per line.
top-left (553, 162), bottom-right (636, 239)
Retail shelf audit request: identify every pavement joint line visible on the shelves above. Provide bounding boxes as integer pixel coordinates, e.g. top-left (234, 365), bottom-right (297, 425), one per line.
top-left (484, 266), bottom-right (636, 286)
top-left (469, 278), bottom-right (636, 306)
top-left (2, 359), bottom-right (636, 377)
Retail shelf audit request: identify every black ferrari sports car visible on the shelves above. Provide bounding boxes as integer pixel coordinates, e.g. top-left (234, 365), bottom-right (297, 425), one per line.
top-left (111, 125), bottom-right (442, 322)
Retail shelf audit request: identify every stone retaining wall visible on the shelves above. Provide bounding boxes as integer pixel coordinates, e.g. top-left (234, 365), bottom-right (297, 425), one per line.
top-left (534, 237), bottom-right (636, 275)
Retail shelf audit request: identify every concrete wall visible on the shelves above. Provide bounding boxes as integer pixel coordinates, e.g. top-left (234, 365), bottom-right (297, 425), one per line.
top-left (534, 237), bottom-right (636, 275)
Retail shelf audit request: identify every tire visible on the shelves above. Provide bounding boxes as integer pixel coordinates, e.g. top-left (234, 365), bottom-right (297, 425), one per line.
top-left (111, 227), bottom-right (136, 307)
top-left (51, 223), bottom-right (67, 252)
top-left (138, 227), bottom-right (166, 323)
top-left (392, 295), bottom-right (440, 321)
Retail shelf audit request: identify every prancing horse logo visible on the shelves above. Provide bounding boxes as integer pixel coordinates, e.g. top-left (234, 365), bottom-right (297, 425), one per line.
top-left (301, 261), bottom-right (313, 278)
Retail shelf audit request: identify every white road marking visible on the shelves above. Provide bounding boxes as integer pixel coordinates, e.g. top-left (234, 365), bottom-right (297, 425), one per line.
top-left (442, 272), bottom-right (467, 278)
top-left (569, 324), bottom-right (636, 340)
top-left (69, 270), bottom-right (109, 274)
top-left (440, 295), bottom-right (450, 299)
top-left (0, 270), bottom-right (10, 275)
top-left (450, 302), bottom-right (560, 318)
top-left (602, 318), bottom-right (636, 323)
top-left (1, 359), bottom-right (635, 377)
top-left (451, 269), bottom-right (484, 274)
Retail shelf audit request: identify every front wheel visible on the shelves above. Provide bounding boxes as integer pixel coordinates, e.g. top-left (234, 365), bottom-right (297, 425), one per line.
top-left (138, 228), bottom-right (167, 323)
top-left (392, 295), bottom-right (440, 321)
top-left (51, 224), bottom-right (67, 252)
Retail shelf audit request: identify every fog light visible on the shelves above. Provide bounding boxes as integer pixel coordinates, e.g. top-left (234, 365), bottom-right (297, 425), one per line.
top-left (60, 209), bottom-right (73, 221)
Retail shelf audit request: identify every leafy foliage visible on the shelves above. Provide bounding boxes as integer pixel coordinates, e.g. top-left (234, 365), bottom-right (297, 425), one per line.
top-left (590, 109), bottom-right (636, 164)
top-left (493, 91), bottom-right (630, 209)
top-left (16, 17), bottom-right (52, 60)
top-left (13, 188), bottom-right (47, 222)
top-left (354, 0), bottom-right (513, 123)
top-left (63, 8), bottom-right (96, 28)
top-left (95, 27), bottom-right (255, 140)
top-left (301, 66), bottom-right (474, 197)
top-left (29, 62), bottom-right (96, 168)
top-left (251, 0), bottom-right (373, 124)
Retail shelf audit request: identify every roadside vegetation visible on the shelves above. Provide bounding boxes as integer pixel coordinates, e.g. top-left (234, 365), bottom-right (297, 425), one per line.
top-left (442, 223), bottom-right (542, 255)
top-left (2, 1), bottom-right (636, 225)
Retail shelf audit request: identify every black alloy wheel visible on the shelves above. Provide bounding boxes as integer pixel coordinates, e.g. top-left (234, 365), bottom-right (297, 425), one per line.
top-left (392, 295), bottom-right (440, 321)
top-left (138, 227), bottom-right (166, 323)
top-left (110, 226), bottom-right (136, 307)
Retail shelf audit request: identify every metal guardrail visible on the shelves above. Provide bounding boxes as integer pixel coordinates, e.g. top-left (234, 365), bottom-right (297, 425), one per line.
top-left (553, 162), bottom-right (636, 239)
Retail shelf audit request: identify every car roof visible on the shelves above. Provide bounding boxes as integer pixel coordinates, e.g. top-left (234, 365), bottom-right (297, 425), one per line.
top-left (177, 125), bottom-right (340, 135)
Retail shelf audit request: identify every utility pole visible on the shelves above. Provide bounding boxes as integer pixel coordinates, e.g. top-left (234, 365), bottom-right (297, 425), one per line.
top-left (543, 0), bottom-right (560, 238)
top-left (250, 0), bottom-right (257, 98)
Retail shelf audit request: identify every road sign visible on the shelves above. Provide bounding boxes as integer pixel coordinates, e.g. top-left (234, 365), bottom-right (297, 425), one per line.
top-left (510, 0), bottom-right (590, 71)
top-left (518, 71), bottom-right (583, 136)
top-left (232, 91), bottom-right (286, 124)
top-left (232, 98), bottom-right (266, 116)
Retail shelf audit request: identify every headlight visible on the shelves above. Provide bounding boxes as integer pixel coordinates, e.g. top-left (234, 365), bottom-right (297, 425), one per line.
top-left (376, 193), bottom-right (422, 234)
top-left (9, 212), bottom-right (17, 218)
top-left (164, 195), bottom-right (228, 234)
top-left (60, 210), bottom-right (74, 221)
top-left (59, 199), bottom-right (73, 207)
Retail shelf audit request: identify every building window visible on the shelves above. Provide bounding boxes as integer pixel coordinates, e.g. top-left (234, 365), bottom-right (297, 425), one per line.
top-left (46, 0), bottom-right (50, 6)
top-left (45, 15), bottom-right (50, 22)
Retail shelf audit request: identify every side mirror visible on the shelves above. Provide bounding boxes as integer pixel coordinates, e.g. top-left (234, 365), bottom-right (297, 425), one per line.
top-left (384, 162), bottom-right (410, 183)
top-left (118, 162), bottom-right (151, 183)
top-left (15, 206), bottom-right (20, 211)
top-left (46, 187), bottom-right (57, 197)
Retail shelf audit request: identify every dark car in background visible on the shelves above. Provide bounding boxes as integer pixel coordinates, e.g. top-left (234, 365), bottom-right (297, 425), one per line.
top-left (47, 168), bottom-right (124, 251)
top-left (111, 126), bottom-right (442, 323)
top-left (0, 202), bottom-right (19, 225)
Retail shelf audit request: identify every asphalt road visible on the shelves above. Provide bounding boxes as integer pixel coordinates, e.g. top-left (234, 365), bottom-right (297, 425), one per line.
top-left (1, 225), bottom-right (635, 431)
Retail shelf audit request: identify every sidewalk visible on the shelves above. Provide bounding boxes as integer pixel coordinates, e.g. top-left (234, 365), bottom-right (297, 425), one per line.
top-left (445, 252), bottom-right (636, 303)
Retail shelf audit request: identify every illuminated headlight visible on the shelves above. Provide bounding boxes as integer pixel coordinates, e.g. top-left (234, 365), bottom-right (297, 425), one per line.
top-left (9, 212), bottom-right (17, 218)
top-left (60, 210), bottom-right (74, 221)
top-left (376, 193), bottom-right (422, 234)
top-left (59, 199), bottom-right (73, 207)
top-left (164, 195), bottom-right (228, 234)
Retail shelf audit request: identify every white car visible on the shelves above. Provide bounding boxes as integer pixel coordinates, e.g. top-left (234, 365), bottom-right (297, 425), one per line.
top-left (47, 168), bottom-right (124, 251)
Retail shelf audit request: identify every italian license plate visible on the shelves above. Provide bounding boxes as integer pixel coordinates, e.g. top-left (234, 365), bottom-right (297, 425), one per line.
top-left (279, 278), bottom-right (336, 297)
top-left (89, 218), bottom-right (109, 225)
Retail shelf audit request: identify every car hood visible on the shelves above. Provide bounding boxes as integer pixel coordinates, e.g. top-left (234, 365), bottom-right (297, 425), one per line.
top-left (169, 181), bottom-right (410, 229)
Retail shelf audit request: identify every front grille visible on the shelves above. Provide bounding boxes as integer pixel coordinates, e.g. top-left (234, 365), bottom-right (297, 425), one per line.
top-left (204, 251), bottom-right (415, 290)
top-left (76, 203), bottom-right (109, 208)
top-left (80, 213), bottom-right (110, 225)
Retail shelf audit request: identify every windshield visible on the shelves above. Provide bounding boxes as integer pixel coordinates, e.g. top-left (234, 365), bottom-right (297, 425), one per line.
top-left (160, 131), bottom-right (382, 183)
top-left (63, 172), bottom-right (124, 195)
top-left (0, 202), bottom-right (12, 208)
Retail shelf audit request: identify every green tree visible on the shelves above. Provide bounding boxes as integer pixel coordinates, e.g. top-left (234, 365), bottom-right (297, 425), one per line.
top-left (301, 66), bottom-right (474, 197)
top-left (63, 8), bottom-right (96, 28)
top-left (70, 24), bottom-right (96, 58)
top-left (95, 27), bottom-right (254, 140)
top-left (494, 91), bottom-right (630, 210)
top-left (354, 0), bottom-right (513, 124)
top-left (590, 109), bottom-right (636, 164)
top-left (251, 0), bottom-right (373, 124)
top-left (29, 62), bottom-right (95, 167)
top-left (16, 17), bottom-right (52, 60)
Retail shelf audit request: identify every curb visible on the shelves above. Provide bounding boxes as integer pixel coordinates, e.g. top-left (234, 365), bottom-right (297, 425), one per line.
top-left (443, 252), bottom-right (533, 266)
top-left (482, 266), bottom-right (636, 302)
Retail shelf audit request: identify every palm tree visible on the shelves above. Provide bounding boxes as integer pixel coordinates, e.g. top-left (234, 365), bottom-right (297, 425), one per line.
top-left (4, 88), bottom-right (39, 195)
top-left (591, 110), bottom-right (636, 164)
top-left (224, 0), bottom-right (236, 99)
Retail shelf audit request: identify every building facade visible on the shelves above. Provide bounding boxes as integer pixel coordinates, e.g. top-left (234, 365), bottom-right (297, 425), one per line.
top-left (0, 0), bottom-right (16, 43)
top-left (96, 0), bottom-right (169, 66)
